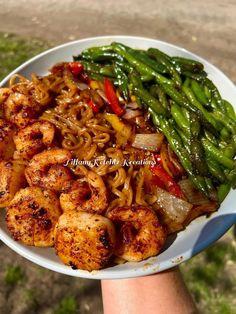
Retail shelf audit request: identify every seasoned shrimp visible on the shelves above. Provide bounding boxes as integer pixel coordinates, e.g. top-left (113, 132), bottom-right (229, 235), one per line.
top-left (14, 120), bottom-right (56, 160)
top-left (4, 92), bottom-right (40, 128)
top-left (25, 148), bottom-right (73, 192)
top-left (0, 118), bottom-right (16, 159)
top-left (60, 171), bottom-right (108, 214)
top-left (107, 205), bottom-right (167, 262)
top-left (55, 211), bottom-right (116, 271)
top-left (6, 187), bottom-right (61, 247)
top-left (0, 88), bottom-right (11, 106)
top-left (0, 160), bottom-right (26, 207)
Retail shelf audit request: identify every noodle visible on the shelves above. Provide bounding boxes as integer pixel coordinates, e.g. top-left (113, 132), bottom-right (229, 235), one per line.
top-left (3, 66), bottom-right (162, 215)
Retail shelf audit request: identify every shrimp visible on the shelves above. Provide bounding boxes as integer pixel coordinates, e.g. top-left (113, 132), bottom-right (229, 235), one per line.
top-left (13, 120), bottom-right (56, 160)
top-left (0, 160), bottom-right (26, 207)
top-left (0, 118), bottom-right (16, 159)
top-left (55, 211), bottom-right (116, 271)
top-left (0, 88), bottom-right (11, 106)
top-left (3, 92), bottom-right (40, 128)
top-left (60, 171), bottom-right (108, 214)
top-left (25, 148), bottom-right (73, 192)
top-left (6, 186), bottom-right (62, 247)
top-left (107, 205), bottom-right (167, 262)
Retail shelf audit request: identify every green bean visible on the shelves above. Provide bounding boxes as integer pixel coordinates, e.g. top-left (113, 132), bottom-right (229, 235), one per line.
top-left (182, 70), bottom-right (207, 82)
top-left (129, 72), bottom-right (168, 116)
top-left (114, 60), bottom-right (133, 73)
top-left (131, 50), bottom-right (167, 74)
top-left (223, 144), bottom-right (235, 159)
top-left (147, 48), bottom-right (182, 87)
top-left (81, 61), bottom-right (115, 77)
top-left (161, 84), bottom-right (198, 113)
top-left (171, 102), bottom-right (190, 136)
top-left (81, 50), bottom-right (124, 62)
top-left (191, 79), bottom-right (209, 107)
top-left (182, 85), bottom-right (221, 131)
top-left (189, 111), bottom-right (201, 138)
top-left (172, 56), bottom-right (204, 72)
top-left (205, 78), bottom-right (225, 113)
top-left (190, 139), bottom-right (208, 176)
top-left (227, 168), bottom-right (236, 189)
top-left (149, 85), bottom-right (170, 112)
top-left (159, 117), bottom-right (208, 195)
top-left (148, 107), bottom-right (161, 127)
top-left (223, 99), bottom-right (236, 122)
top-left (111, 43), bottom-right (174, 86)
top-left (175, 126), bottom-right (191, 150)
top-left (140, 74), bottom-right (154, 82)
top-left (203, 130), bottom-right (218, 146)
top-left (206, 157), bottom-right (226, 183)
top-left (204, 85), bottom-right (212, 100)
top-left (211, 110), bottom-right (236, 134)
top-left (81, 45), bottom-right (113, 54)
top-left (181, 107), bottom-right (190, 122)
top-left (220, 127), bottom-right (230, 140)
top-left (205, 178), bottom-right (215, 194)
top-left (202, 138), bottom-right (235, 169)
top-left (217, 183), bottom-right (231, 203)
top-left (113, 64), bottom-right (129, 101)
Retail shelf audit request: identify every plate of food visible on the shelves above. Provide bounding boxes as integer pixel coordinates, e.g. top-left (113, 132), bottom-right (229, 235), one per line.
top-left (0, 36), bottom-right (235, 279)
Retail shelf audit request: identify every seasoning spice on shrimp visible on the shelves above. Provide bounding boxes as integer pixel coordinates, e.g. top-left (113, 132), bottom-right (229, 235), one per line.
top-left (0, 42), bottom-right (235, 271)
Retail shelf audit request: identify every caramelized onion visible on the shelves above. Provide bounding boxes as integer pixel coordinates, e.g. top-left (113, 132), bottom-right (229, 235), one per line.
top-left (154, 187), bottom-right (193, 224)
top-left (122, 109), bottom-right (142, 120)
top-left (132, 133), bottom-right (164, 151)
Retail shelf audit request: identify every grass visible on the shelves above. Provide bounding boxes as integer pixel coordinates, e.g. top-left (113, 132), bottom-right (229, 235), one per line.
top-left (181, 228), bottom-right (236, 314)
top-left (53, 296), bottom-right (78, 314)
top-left (0, 32), bottom-right (51, 81)
top-left (1, 32), bottom-right (236, 314)
top-left (4, 265), bottom-right (25, 285)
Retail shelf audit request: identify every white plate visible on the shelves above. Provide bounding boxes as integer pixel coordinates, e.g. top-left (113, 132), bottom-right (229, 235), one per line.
top-left (0, 36), bottom-right (236, 279)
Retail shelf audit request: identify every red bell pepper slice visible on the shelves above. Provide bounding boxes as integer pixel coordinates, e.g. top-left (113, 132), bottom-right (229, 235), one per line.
top-left (104, 78), bottom-right (124, 117)
top-left (88, 99), bottom-right (100, 113)
top-left (151, 163), bottom-right (185, 199)
top-left (68, 62), bottom-right (84, 76)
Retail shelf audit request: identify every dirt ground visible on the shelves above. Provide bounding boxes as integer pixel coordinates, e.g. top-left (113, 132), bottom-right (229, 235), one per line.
top-left (0, 1), bottom-right (236, 313)
top-left (0, 0), bottom-right (235, 84)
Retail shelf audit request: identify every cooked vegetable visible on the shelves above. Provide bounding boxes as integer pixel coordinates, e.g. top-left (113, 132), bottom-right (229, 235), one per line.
top-left (151, 164), bottom-right (185, 199)
top-left (1, 41), bottom-right (236, 272)
top-left (74, 42), bottom-right (235, 202)
top-left (132, 133), bottom-right (164, 151)
top-left (154, 187), bottom-right (193, 232)
top-left (104, 78), bottom-right (124, 116)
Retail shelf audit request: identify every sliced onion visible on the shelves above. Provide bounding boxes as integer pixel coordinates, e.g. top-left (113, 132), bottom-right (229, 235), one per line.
top-left (127, 102), bottom-right (139, 109)
top-left (154, 187), bottom-right (193, 224)
top-left (132, 133), bottom-right (164, 151)
top-left (178, 179), bottom-right (210, 205)
top-left (97, 89), bottom-right (108, 103)
top-left (122, 109), bottom-right (142, 120)
top-left (184, 201), bottom-right (219, 226)
top-left (77, 82), bottom-right (89, 90)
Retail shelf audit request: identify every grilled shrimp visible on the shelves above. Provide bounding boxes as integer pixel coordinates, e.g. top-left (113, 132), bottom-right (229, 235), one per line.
top-left (14, 120), bottom-right (55, 160)
top-left (0, 88), bottom-right (11, 106)
top-left (0, 160), bottom-right (26, 207)
top-left (60, 171), bottom-right (108, 214)
top-left (0, 118), bottom-right (16, 159)
top-left (25, 148), bottom-right (73, 192)
top-left (55, 211), bottom-right (116, 271)
top-left (3, 92), bottom-right (40, 128)
top-left (107, 205), bottom-right (167, 262)
top-left (6, 187), bottom-right (61, 247)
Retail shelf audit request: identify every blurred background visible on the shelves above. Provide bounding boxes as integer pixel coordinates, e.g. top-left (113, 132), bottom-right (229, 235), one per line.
top-left (0, 1), bottom-right (235, 313)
